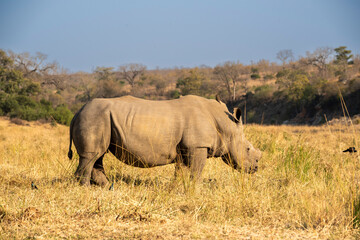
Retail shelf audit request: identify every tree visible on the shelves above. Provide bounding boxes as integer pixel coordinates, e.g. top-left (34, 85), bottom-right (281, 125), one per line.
top-left (8, 51), bottom-right (58, 78)
top-left (276, 69), bottom-right (312, 109)
top-left (148, 73), bottom-right (168, 95)
top-left (250, 67), bottom-right (260, 79)
top-left (240, 65), bottom-right (251, 95)
top-left (118, 63), bottom-right (146, 88)
top-left (176, 68), bottom-right (204, 96)
top-left (76, 76), bottom-right (97, 103)
top-left (277, 49), bottom-right (294, 65)
top-left (0, 49), bottom-right (73, 124)
top-left (334, 46), bottom-right (353, 82)
top-left (256, 59), bottom-right (270, 72)
top-left (334, 46), bottom-right (353, 65)
top-left (7, 50), bottom-right (67, 91)
top-left (93, 66), bottom-right (124, 98)
top-left (42, 73), bottom-right (67, 91)
top-left (0, 50), bottom-right (40, 97)
top-left (94, 66), bottom-right (115, 81)
top-left (213, 62), bottom-right (241, 101)
top-left (305, 47), bottom-right (333, 77)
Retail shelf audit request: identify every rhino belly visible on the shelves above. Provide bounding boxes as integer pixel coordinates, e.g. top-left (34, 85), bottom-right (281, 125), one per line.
top-left (109, 142), bottom-right (177, 168)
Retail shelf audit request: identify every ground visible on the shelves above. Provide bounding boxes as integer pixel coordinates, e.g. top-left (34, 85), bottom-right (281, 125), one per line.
top-left (0, 117), bottom-right (359, 239)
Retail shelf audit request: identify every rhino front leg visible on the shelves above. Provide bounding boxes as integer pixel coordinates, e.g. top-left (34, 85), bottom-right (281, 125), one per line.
top-left (188, 148), bottom-right (207, 180)
top-left (174, 147), bottom-right (207, 182)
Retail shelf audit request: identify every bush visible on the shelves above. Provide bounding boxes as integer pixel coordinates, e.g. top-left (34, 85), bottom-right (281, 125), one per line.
top-left (10, 105), bottom-right (48, 121)
top-left (301, 84), bottom-right (317, 105)
top-left (348, 77), bottom-right (360, 93)
top-left (168, 90), bottom-right (181, 99)
top-left (1, 96), bottom-right (19, 114)
top-left (253, 85), bottom-right (275, 102)
top-left (0, 50), bottom-right (74, 125)
top-left (51, 105), bottom-right (73, 125)
top-left (251, 73), bottom-right (261, 79)
top-left (263, 74), bottom-right (274, 80)
top-left (276, 69), bottom-right (290, 79)
top-left (176, 68), bottom-right (205, 96)
top-left (0, 93), bottom-right (74, 125)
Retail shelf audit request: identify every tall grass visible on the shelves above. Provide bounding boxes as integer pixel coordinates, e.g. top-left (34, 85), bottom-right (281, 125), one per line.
top-left (0, 117), bottom-right (359, 239)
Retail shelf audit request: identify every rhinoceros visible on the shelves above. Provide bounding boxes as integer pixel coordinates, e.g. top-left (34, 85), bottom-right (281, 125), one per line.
top-left (68, 95), bottom-right (261, 186)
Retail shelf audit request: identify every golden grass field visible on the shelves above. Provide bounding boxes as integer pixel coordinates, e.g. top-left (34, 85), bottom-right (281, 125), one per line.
top-left (0, 116), bottom-right (359, 239)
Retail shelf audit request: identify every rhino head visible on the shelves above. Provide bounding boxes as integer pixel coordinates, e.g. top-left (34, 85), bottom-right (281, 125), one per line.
top-left (220, 107), bottom-right (261, 173)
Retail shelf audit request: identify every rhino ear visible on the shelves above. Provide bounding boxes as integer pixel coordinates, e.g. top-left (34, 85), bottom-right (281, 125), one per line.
top-left (215, 94), bottom-right (222, 103)
top-left (233, 108), bottom-right (242, 122)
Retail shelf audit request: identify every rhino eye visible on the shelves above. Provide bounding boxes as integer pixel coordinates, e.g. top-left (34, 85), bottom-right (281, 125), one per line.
top-left (247, 147), bottom-right (250, 151)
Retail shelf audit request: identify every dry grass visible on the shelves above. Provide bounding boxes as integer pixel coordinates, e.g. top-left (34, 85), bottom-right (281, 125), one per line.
top-left (0, 116), bottom-right (360, 239)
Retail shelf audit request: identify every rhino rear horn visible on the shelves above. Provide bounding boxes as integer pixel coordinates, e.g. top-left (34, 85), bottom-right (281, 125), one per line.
top-left (233, 108), bottom-right (242, 122)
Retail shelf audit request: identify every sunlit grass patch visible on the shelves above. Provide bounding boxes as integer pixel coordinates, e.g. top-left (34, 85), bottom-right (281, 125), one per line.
top-left (0, 117), bottom-right (359, 239)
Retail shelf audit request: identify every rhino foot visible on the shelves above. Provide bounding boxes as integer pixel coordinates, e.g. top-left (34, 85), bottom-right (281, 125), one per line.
top-left (91, 168), bottom-right (109, 187)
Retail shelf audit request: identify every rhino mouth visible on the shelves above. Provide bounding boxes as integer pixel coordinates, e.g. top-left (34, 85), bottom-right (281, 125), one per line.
top-left (237, 165), bottom-right (258, 174)
top-left (236, 162), bottom-right (258, 174)
top-left (221, 156), bottom-right (258, 174)
top-left (248, 165), bottom-right (258, 174)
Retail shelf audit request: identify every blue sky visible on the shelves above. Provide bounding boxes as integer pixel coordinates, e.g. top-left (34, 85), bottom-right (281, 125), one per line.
top-left (1, 0), bottom-right (359, 72)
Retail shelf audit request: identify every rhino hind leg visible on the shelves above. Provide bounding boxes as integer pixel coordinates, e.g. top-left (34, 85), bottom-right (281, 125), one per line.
top-left (75, 152), bottom-right (109, 186)
top-left (75, 153), bottom-right (98, 186)
top-left (91, 154), bottom-right (109, 187)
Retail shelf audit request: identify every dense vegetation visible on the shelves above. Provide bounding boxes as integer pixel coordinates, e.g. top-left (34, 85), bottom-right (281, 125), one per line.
top-left (0, 50), bottom-right (73, 125)
top-left (1, 47), bottom-right (359, 125)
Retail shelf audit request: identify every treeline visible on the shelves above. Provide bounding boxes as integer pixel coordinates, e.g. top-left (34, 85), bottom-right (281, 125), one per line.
top-left (0, 50), bottom-right (73, 125)
top-left (0, 47), bottom-right (359, 125)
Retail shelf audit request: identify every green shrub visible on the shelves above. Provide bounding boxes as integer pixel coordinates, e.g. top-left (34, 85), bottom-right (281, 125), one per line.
top-left (1, 96), bottom-right (20, 114)
top-left (0, 50), bottom-right (74, 125)
top-left (176, 68), bottom-right (206, 96)
top-left (10, 106), bottom-right (47, 121)
top-left (276, 69), bottom-right (290, 79)
top-left (169, 90), bottom-right (181, 99)
top-left (247, 110), bottom-right (256, 122)
top-left (51, 105), bottom-right (73, 126)
top-left (253, 85), bottom-right (275, 101)
top-left (250, 73), bottom-right (261, 79)
top-left (263, 74), bottom-right (274, 80)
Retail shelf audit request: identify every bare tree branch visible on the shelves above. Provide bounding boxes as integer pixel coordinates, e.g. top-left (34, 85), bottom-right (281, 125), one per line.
top-left (214, 62), bottom-right (242, 101)
top-left (277, 49), bottom-right (294, 65)
top-left (305, 47), bottom-right (333, 77)
top-left (117, 64), bottom-right (146, 87)
top-left (8, 51), bottom-right (58, 78)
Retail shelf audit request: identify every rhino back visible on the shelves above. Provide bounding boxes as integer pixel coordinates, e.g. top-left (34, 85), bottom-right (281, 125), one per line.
top-left (109, 97), bottom-right (184, 164)
top-left (109, 96), bottom-right (227, 164)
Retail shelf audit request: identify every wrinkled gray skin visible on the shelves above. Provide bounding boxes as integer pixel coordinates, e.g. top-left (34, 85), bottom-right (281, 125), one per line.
top-left (68, 95), bottom-right (261, 186)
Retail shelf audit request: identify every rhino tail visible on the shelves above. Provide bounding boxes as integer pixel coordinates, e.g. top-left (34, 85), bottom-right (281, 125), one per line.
top-left (68, 148), bottom-right (73, 160)
top-left (68, 115), bottom-right (74, 160)
top-left (68, 110), bottom-right (79, 160)
top-left (68, 104), bottom-right (88, 160)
